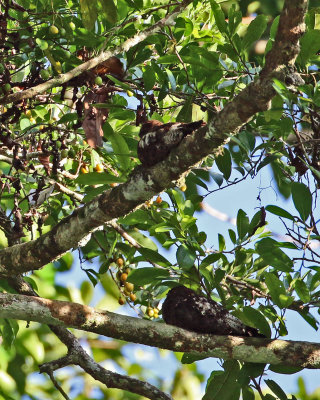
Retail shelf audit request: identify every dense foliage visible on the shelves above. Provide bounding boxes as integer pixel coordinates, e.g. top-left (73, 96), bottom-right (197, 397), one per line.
top-left (1, 0), bottom-right (320, 399)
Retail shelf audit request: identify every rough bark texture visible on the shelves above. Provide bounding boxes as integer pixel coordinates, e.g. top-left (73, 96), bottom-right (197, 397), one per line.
top-left (1, 292), bottom-right (320, 369)
top-left (0, 0), bottom-right (307, 277)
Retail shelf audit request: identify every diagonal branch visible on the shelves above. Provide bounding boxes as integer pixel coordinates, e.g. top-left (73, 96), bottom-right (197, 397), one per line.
top-left (7, 276), bottom-right (172, 400)
top-left (0, 0), bottom-right (308, 276)
top-left (0, 0), bottom-right (192, 105)
top-left (1, 292), bottom-right (320, 369)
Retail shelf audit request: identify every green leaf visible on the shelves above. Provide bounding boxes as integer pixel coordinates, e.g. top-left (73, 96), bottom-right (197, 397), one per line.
top-left (177, 96), bottom-right (193, 122)
top-left (265, 205), bottom-right (294, 220)
top-left (75, 172), bottom-right (124, 185)
top-left (181, 353), bottom-right (208, 364)
top-left (237, 209), bottom-right (249, 240)
top-left (242, 15), bottom-right (268, 50)
top-left (264, 272), bottom-right (294, 308)
top-left (166, 68), bottom-right (176, 90)
top-left (268, 365), bottom-right (302, 374)
top-left (103, 122), bottom-right (131, 170)
top-left (98, 0), bottom-right (117, 24)
top-left (137, 248), bottom-right (171, 267)
top-left (143, 66), bottom-right (156, 92)
top-left (210, 2), bottom-right (227, 34)
top-left (294, 279), bottom-right (310, 303)
top-left (256, 238), bottom-right (293, 272)
top-left (257, 155), bottom-right (280, 172)
top-left (228, 229), bottom-right (237, 244)
top-left (203, 360), bottom-right (241, 400)
top-left (80, 0), bottom-right (97, 30)
top-left (176, 244), bottom-right (196, 270)
top-left (241, 307), bottom-right (271, 338)
top-left (265, 379), bottom-right (288, 400)
top-left (127, 230), bottom-right (158, 251)
top-left (297, 29), bottom-right (320, 64)
top-left (128, 267), bottom-right (170, 286)
top-left (200, 253), bottom-right (222, 268)
top-left (242, 387), bottom-right (255, 400)
top-left (291, 182), bottom-right (312, 221)
top-left (215, 149), bottom-right (232, 180)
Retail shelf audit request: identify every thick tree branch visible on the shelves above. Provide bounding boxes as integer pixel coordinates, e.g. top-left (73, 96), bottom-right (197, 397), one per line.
top-left (0, 0), bottom-right (307, 276)
top-left (0, 0), bottom-right (192, 105)
top-left (7, 276), bottom-right (172, 400)
top-left (1, 292), bottom-right (320, 369)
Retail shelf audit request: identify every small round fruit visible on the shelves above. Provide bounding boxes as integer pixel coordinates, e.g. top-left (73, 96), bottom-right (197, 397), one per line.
top-left (155, 195), bottom-right (162, 204)
top-left (95, 163), bottom-right (104, 172)
top-left (126, 90), bottom-right (134, 97)
top-left (124, 282), bottom-right (134, 292)
top-left (118, 297), bottom-right (125, 305)
top-left (153, 309), bottom-right (159, 318)
top-left (81, 166), bottom-right (89, 174)
top-left (55, 141), bottom-right (62, 149)
top-left (61, 149), bottom-right (68, 159)
top-left (129, 293), bottom-right (136, 302)
top-left (49, 25), bottom-right (59, 35)
top-left (116, 257), bottom-right (124, 267)
top-left (3, 83), bottom-right (11, 93)
top-left (29, 117), bottom-right (36, 124)
top-left (25, 109), bottom-right (32, 117)
top-left (22, 11), bottom-right (28, 19)
top-left (110, 182), bottom-right (118, 188)
top-left (94, 76), bottom-right (103, 86)
top-left (40, 69), bottom-right (50, 80)
top-left (180, 184), bottom-right (187, 192)
top-left (69, 22), bottom-right (76, 30)
top-left (147, 307), bottom-right (154, 317)
top-left (68, 148), bottom-right (76, 158)
top-left (60, 27), bottom-right (66, 36)
top-left (120, 273), bottom-right (128, 282)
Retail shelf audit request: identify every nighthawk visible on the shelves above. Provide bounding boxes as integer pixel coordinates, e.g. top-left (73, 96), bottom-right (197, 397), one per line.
top-left (137, 120), bottom-right (204, 167)
top-left (162, 285), bottom-right (264, 337)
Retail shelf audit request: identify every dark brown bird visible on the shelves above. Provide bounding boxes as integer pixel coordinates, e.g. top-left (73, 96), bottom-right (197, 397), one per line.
top-left (162, 286), bottom-right (265, 337)
top-left (137, 120), bottom-right (204, 167)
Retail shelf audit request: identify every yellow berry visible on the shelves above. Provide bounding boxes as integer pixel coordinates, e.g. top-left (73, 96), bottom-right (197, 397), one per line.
top-left (180, 184), bottom-right (187, 192)
top-left (129, 293), bottom-right (136, 302)
top-left (49, 25), bottom-right (59, 35)
top-left (95, 163), bottom-right (104, 172)
top-left (81, 166), bottom-right (89, 174)
top-left (156, 195), bottom-right (162, 204)
top-left (124, 282), bottom-right (134, 292)
top-left (147, 307), bottom-right (154, 317)
top-left (120, 273), bottom-right (128, 282)
top-left (116, 257), bottom-right (124, 267)
top-left (118, 297), bottom-right (125, 305)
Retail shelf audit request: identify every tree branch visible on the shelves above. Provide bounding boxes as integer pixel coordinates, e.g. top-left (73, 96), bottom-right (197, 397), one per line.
top-left (7, 276), bottom-right (172, 400)
top-left (0, 0), bottom-right (192, 105)
top-left (0, 0), bottom-right (307, 276)
top-left (1, 292), bottom-right (320, 369)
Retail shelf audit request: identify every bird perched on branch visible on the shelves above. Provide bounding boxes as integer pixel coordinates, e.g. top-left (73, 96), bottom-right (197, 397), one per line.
top-left (137, 120), bottom-right (205, 167)
top-left (162, 286), bottom-right (265, 337)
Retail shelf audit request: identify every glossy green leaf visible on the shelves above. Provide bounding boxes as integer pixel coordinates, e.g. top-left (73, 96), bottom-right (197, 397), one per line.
top-left (291, 182), bottom-right (312, 221)
top-left (176, 244), bottom-right (196, 270)
top-left (203, 360), bottom-right (241, 400)
top-left (265, 379), bottom-right (288, 400)
top-left (241, 307), bottom-right (271, 337)
top-left (215, 149), bottom-right (232, 180)
top-left (265, 205), bottom-right (294, 220)
top-left (75, 172), bottom-right (124, 185)
top-left (294, 279), bottom-right (310, 303)
top-left (298, 29), bottom-right (320, 64)
top-left (242, 15), bottom-right (268, 49)
top-left (143, 66), bottom-right (156, 92)
top-left (256, 238), bottom-right (293, 272)
top-left (264, 272), bottom-right (294, 308)
top-left (137, 248), bottom-right (171, 267)
top-left (128, 267), bottom-right (170, 285)
top-left (210, 2), bottom-right (227, 34)
top-left (237, 209), bottom-right (249, 240)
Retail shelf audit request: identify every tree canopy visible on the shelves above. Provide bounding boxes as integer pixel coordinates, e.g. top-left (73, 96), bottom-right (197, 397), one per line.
top-left (1, 0), bottom-right (320, 399)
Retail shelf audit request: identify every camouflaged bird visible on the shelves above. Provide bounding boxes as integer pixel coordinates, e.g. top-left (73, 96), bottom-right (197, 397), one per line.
top-left (137, 120), bottom-right (205, 167)
top-left (162, 286), bottom-right (265, 337)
